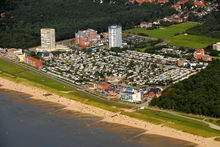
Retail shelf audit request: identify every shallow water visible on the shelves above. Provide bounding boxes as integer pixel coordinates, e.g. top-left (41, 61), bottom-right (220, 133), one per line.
top-left (0, 89), bottom-right (196, 147)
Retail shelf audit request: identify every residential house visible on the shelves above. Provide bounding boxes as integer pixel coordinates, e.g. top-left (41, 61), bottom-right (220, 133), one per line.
top-left (177, 0), bottom-right (188, 5)
top-left (16, 54), bottom-right (25, 62)
top-left (203, 55), bottom-right (212, 62)
top-left (5, 48), bottom-right (23, 60)
top-left (194, 1), bottom-right (205, 7)
top-left (177, 59), bottom-right (187, 67)
top-left (139, 22), bottom-right (153, 28)
top-left (97, 82), bottom-right (111, 90)
top-left (128, 0), bottom-right (168, 3)
top-left (194, 49), bottom-right (205, 60)
top-left (172, 4), bottom-right (182, 10)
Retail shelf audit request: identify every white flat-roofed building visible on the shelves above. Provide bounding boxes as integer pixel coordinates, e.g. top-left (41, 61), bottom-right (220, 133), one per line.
top-left (40, 28), bottom-right (56, 51)
top-left (108, 25), bottom-right (122, 48)
top-left (213, 42), bottom-right (220, 51)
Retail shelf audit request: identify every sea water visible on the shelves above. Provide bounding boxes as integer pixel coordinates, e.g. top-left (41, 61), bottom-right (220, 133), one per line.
top-left (0, 88), bottom-right (196, 147)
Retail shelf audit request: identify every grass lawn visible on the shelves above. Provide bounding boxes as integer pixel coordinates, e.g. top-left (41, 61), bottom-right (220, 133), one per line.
top-left (134, 109), bottom-right (220, 137)
top-left (170, 34), bottom-right (220, 49)
top-left (64, 91), bottom-right (131, 112)
top-left (0, 58), bottom-right (72, 91)
top-left (178, 112), bottom-right (220, 127)
top-left (132, 41), bottom-right (160, 53)
top-left (125, 22), bottom-right (220, 49)
top-left (178, 113), bottom-right (205, 120)
top-left (215, 137), bottom-right (220, 142)
top-left (206, 119), bottom-right (220, 127)
top-left (127, 22), bottom-right (198, 39)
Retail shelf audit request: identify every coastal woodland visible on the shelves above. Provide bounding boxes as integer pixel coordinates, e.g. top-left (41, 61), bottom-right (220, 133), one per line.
top-left (0, 0), bottom-right (175, 48)
top-left (187, 10), bottom-right (220, 39)
top-left (150, 60), bottom-right (220, 118)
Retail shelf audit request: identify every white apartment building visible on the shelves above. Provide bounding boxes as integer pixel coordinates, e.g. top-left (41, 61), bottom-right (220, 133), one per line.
top-left (108, 25), bottom-right (122, 48)
top-left (213, 42), bottom-right (220, 51)
top-left (40, 28), bottom-right (56, 51)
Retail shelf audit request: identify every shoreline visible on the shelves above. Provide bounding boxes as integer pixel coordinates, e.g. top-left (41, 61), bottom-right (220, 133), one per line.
top-left (0, 77), bottom-right (219, 147)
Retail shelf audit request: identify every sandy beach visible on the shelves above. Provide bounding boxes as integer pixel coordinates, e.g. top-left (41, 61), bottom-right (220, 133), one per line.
top-left (0, 77), bottom-right (219, 147)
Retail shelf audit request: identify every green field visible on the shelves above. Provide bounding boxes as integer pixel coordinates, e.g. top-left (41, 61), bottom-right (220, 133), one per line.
top-left (170, 34), bottom-right (220, 49)
top-left (126, 22), bottom-right (220, 49)
top-left (206, 119), bottom-right (220, 127)
top-left (179, 112), bottom-right (220, 127)
top-left (178, 113), bottom-right (205, 120)
top-left (0, 59), bottom-right (72, 91)
top-left (122, 109), bottom-right (220, 137)
top-left (215, 137), bottom-right (220, 142)
top-left (1, 58), bottom-right (220, 137)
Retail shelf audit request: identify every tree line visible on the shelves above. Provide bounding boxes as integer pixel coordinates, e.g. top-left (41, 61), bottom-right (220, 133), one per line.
top-left (186, 9), bottom-right (220, 38)
top-left (150, 60), bottom-right (220, 118)
top-left (0, 0), bottom-right (176, 49)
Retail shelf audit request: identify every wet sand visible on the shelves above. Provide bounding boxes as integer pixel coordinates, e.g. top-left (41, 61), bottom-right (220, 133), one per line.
top-left (0, 77), bottom-right (219, 147)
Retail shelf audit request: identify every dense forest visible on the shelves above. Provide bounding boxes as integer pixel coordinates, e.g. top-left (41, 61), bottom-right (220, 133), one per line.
top-left (0, 0), bottom-right (175, 49)
top-left (150, 60), bottom-right (220, 118)
top-left (187, 11), bottom-right (220, 38)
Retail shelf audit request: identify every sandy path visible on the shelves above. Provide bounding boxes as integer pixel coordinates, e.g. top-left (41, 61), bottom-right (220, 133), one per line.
top-left (0, 77), bottom-right (220, 147)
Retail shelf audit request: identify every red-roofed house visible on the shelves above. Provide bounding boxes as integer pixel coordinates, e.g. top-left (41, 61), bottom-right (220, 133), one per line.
top-left (177, 0), bottom-right (188, 5)
top-left (129, 0), bottom-right (153, 3)
top-left (97, 82), bottom-right (111, 90)
top-left (172, 4), bottom-right (181, 10)
top-left (157, 0), bottom-right (169, 3)
top-left (128, 0), bottom-right (168, 3)
top-left (194, 49), bottom-right (205, 60)
top-left (148, 91), bottom-right (156, 98)
top-left (194, 1), bottom-right (205, 7)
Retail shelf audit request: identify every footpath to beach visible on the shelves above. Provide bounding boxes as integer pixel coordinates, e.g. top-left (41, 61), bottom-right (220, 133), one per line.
top-left (0, 77), bottom-right (220, 147)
